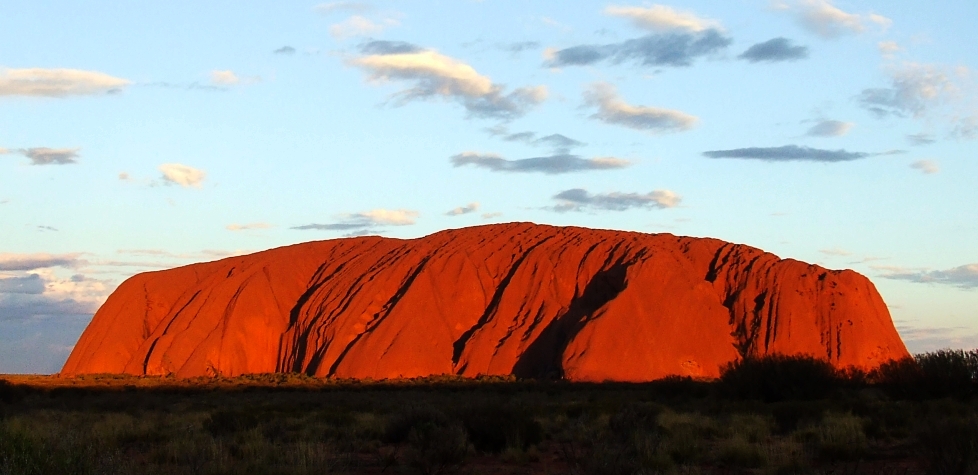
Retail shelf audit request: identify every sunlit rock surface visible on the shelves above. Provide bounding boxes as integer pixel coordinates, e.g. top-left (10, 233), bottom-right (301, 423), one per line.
top-left (62, 223), bottom-right (909, 381)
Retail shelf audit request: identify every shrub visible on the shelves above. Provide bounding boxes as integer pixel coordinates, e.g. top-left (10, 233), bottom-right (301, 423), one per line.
top-left (454, 403), bottom-right (542, 453)
top-left (384, 406), bottom-right (451, 444)
top-left (204, 409), bottom-right (261, 437)
top-left (404, 421), bottom-right (470, 475)
top-left (795, 412), bottom-right (868, 461)
top-left (715, 436), bottom-right (767, 469)
top-left (719, 354), bottom-right (840, 402)
top-left (915, 414), bottom-right (978, 475)
top-left (874, 350), bottom-right (978, 399)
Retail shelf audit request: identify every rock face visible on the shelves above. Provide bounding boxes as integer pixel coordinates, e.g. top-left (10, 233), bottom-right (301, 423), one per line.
top-left (62, 223), bottom-right (909, 381)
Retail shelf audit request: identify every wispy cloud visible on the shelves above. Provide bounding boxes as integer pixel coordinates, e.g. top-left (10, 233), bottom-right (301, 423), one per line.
top-left (350, 40), bottom-right (547, 119)
top-left (878, 41), bottom-right (900, 57)
top-left (584, 82), bottom-right (698, 133)
top-left (857, 63), bottom-right (956, 119)
top-left (330, 15), bottom-right (398, 39)
top-left (604, 4), bottom-right (721, 33)
top-left (819, 248), bottom-right (851, 257)
top-left (878, 263), bottom-right (978, 289)
top-left (314, 2), bottom-right (371, 15)
top-left (4, 147), bottom-right (81, 165)
top-left (906, 132), bottom-right (936, 145)
top-left (806, 119), bottom-right (853, 137)
top-left (446, 202), bottom-right (480, 216)
top-left (545, 29), bottom-right (731, 68)
top-left (0, 253), bottom-right (84, 271)
top-left (226, 223), bottom-right (274, 231)
top-left (210, 70), bottom-right (239, 85)
top-left (910, 159), bottom-right (939, 174)
top-left (451, 151), bottom-right (630, 174)
top-left (0, 274), bottom-right (45, 294)
top-left (0, 68), bottom-right (129, 97)
top-left (292, 208), bottom-right (419, 234)
top-left (159, 163), bottom-right (206, 188)
top-left (273, 46), bottom-right (296, 55)
top-left (703, 145), bottom-right (873, 162)
top-left (776, 0), bottom-right (891, 39)
top-left (738, 37), bottom-right (809, 63)
top-left (551, 188), bottom-right (681, 212)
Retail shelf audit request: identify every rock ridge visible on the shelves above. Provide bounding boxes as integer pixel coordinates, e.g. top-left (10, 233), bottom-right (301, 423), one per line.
top-left (61, 223), bottom-right (909, 381)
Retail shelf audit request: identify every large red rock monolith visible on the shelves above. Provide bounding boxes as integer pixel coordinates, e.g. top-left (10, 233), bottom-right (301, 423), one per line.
top-left (61, 223), bottom-right (909, 381)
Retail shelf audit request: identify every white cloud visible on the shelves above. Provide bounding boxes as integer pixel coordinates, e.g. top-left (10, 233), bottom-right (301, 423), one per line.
top-left (782, 0), bottom-right (891, 39)
top-left (210, 70), bottom-right (239, 85)
top-left (858, 63), bottom-right (978, 137)
top-left (806, 119), bottom-right (853, 137)
top-left (481, 212), bottom-right (502, 220)
top-left (910, 159), bottom-right (939, 174)
top-left (878, 40), bottom-right (900, 56)
top-left (292, 208), bottom-right (420, 233)
top-left (226, 223), bottom-right (274, 231)
top-left (552, 188), bottom-right (681, 212)
top-left (330, 15), bottom-right (397, 39)
top-left (583, 82), bottom-right (698, 133)
top-left (350, 41), bottom-right (547, 119)
top-left (819, 248), bottom-right (851, 256)
top-left (353, 49), bottom-right (495, 97)
top-left (356, 209), bottom-right (418, 225)
top-left (314, 2), bottom-right (371, 14)
top-left (159, 163), bottom-right (206, 188)
top-left (604, 4), bottom-right (721, 33)
top-left (446, 202), bottom-right (480, 216)
top-left (0, 68), bottom-right (129, 97)
top-left (0, 253), bottom-right (85, 271)
top-left (880, 263), bottom-right (978, 289)
top-left (21, 147), bottom-right (80, 165)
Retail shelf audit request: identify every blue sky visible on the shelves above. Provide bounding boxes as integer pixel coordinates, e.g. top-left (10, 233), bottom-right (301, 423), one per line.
top-left (1, 1), bottom-right (976, 373)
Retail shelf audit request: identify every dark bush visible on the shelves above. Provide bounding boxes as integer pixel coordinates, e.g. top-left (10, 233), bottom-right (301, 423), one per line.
top-left (874, 350), bottom-right (978, 399)
top-left (771, 401), bottom-right (827, 434)
top-left (719, 354), bottom-right (840, 402)
top-left (404, 421), bottom-right (469, 475)
top-left (384, 406), bottom-right (451, 444)
top-left (203, 409), bottom-right (261, 437)
top-left (0, 379), bottom-right (24, 405)
top-left (454, 403), bottom-right (542, 453)
top-left (916, 414), bottom-right (978, 475)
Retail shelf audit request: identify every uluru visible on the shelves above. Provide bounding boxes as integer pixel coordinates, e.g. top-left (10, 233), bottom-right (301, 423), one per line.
top-left (61, 223), bottom-right (909, 381)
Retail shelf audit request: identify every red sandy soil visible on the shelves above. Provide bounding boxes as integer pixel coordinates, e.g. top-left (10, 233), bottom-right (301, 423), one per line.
top-left (61, 223), bottom-right (908, 381)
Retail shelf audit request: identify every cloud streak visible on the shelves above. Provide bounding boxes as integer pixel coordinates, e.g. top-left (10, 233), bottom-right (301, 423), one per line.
top-left (3, 147), bottom-right (80, 165)
top-left (0, 68), bottom-right (129, 97)
top-left (805, 120), bottom-right (853, 137)
top-left (446, 202), bottom-right (479, 216)
top-left (0, 253), bottom-right (84, 271)
top-left (159, 163), bottom-right (206, 188)
top-left (451, 152), bottom-right (630, 174)
top-left (738, 38), bottom-right (809, 63)
top-left (702, 145), bottom-right (872, 162)
top-left (226, 223), bottom-right (274, 231)
top-left (604, 5), bottom-right (721, 33)
top-left (910, 159), bottom-right (939, 174)
top-left (350, 40), bottom-right (547, 119)
top-left (777, 0), bottom-right (891, 39)
top-left (584, 82), bottom-right (698, 133)
top-left (292, 208), bottom-right (419, 234)
top-left (330, 15), bottom-right (398, 39)
top-left (879, 263), bottom-right (978, 289)
top-left (552, 188), bottom-right (681, 212)
top-left (546, 29), bottom-right (731, 68)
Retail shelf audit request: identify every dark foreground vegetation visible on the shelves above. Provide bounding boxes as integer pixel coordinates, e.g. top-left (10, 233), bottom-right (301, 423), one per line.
top-left (3, 350), bottom-right (978, 474)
